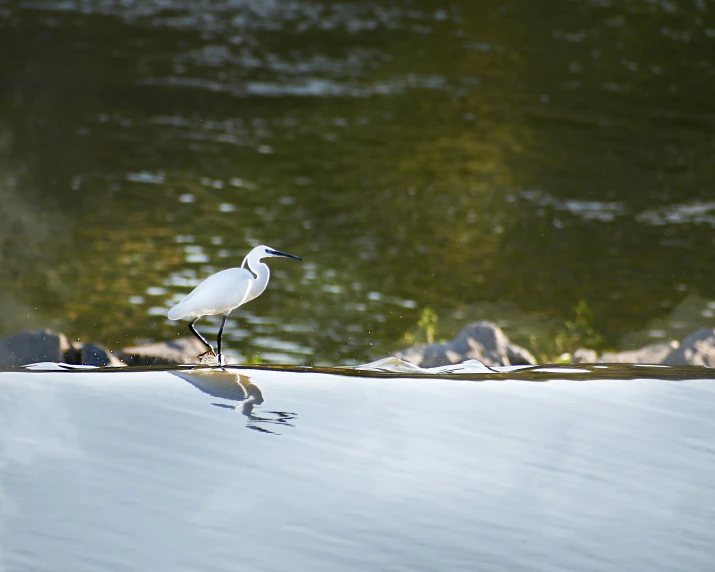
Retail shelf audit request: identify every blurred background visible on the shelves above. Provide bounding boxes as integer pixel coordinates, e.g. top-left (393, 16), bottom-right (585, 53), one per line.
top-left (0, 0), bottom-right (713, 365)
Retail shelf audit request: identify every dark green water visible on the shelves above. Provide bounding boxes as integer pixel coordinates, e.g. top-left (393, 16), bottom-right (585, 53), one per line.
top-left (1, 0), bottom-right (714, 364)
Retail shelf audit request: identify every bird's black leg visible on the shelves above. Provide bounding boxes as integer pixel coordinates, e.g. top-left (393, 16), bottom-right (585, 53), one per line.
top-left (217, 313), bottom-right (229, 366)
top-left (189, 318), bottom-right (216, 357)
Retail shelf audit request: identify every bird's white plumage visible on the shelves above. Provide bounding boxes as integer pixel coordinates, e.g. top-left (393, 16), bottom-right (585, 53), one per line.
top-left (167, 267), bottom-right (254, 320)
top-left (166, 244), bottom-right (302, 362)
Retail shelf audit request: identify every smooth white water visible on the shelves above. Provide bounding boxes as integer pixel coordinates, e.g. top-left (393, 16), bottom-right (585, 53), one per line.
top-left (1, 365), bottom-right (714, 571)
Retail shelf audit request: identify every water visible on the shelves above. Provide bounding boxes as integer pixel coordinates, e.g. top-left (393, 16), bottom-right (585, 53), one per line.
top-left (1, 1), bottom-right (714, 365)
top-left (1, 363), bottom-right (715, 571)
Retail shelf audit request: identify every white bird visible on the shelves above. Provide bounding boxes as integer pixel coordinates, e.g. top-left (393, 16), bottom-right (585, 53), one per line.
top-left (167, 245), bottom-right (302, 364)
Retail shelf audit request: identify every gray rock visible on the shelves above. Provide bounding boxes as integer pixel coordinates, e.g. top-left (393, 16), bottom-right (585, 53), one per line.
top-left (116, 337), bottom-right (207, 366)
top-left (664, 328), bottom-right (715, 367)
top-left (599, 340), bottom-right (679, 364)
top-left (572, 348), bottom-right (599, 363)
top-left (80, 343), bottom-right (126, 367)
top-left (395, 321), bottom-right (537, 368)
top-left (0, 330), bottom-right (72, 368)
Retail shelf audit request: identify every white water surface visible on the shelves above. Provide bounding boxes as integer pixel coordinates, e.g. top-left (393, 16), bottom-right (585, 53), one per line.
top-left (1, 366), bottom-right (715, 571)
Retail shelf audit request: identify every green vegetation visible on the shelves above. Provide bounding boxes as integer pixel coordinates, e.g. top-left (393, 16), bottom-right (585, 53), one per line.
top-left (530, 300), bottom-right (607, 363)
top-left (244, 353), bottom-right (269, 365)
top-left (403, 301), bottom-right (609, 364)
top-left (404, 307), bottom-right (441, 346)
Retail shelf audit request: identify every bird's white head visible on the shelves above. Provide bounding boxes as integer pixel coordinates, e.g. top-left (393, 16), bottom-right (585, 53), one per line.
top-left (243, 245), bottom-right (303, 270)
top-left (256, 245), bottom-right (303, 261)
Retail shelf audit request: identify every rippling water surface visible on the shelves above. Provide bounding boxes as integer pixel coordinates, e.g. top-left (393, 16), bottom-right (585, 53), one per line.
top-left (1, 364), bottom-right (715, 571)
top-left (1, 1), bottom-right (714, 364)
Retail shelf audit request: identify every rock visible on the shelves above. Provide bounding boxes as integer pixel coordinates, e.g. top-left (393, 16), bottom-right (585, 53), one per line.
top-left (395, 321), bottom-right (537, 368)
top-left (664, 328), bottom-right (715, 367)
top-left (0, 330), bottom-right (72, 368)
top-left (599, 340), bottom-right (679, 364)
top-left (115, 337), bottom-right (207, 366)
top-left (80, 343), bottom-right (126, 367)
top-left (572, 348), bottom-right (599, 363)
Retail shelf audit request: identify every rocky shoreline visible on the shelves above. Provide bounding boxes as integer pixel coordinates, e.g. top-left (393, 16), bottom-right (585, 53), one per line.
top-left (0, 331), bottom-right (207, 368)
top-left (0, 322), bottom-right (713, 368)
top-left (394, 321), bottom-right (715, 368)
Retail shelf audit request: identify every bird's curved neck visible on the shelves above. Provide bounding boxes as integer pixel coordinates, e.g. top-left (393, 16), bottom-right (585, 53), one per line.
top-left (242, 252), bottom-right (270, 294)
top-left (242, 254), bottom-right (259, 278)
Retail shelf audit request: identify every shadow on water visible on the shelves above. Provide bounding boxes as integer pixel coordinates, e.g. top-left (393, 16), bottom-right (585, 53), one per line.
top-left (168, 368), bottom-right (297, 435)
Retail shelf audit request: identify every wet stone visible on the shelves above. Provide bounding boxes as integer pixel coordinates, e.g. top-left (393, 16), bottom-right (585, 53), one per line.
top-left (0, 330), bottom-right (72, 368)
top-left (572, 348), bottom-right (599, 363)
top-left (80, 343), bottom-right (126, 367)
top-left (664, 328), bottom-right (715, 368)
top-left (599, 340), bottom-right (679, 364)
top-left (115, 337), bottom-right (207, 366)
top-left (395, 321), bottom-right (537, 368)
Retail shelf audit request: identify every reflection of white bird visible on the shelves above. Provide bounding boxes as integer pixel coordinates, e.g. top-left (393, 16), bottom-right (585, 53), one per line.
top-left (169, 369), bottom-right (297, 434)
top-left (167, 245), bottom-right (302, 364)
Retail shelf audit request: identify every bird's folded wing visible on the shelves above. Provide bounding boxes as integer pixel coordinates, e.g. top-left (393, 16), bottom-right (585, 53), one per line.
top-left (168, 267), bottom-right (253, 319)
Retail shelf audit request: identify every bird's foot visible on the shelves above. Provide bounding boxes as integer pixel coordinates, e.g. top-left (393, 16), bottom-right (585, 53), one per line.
top-left (198, 353), bottom-right (219, 366)
top-left (217, 353), bottom-right (226, 367)
top-left (197, 349), bottom-right (220, 366)
top-left (197, 349), bottom-right (217, 360)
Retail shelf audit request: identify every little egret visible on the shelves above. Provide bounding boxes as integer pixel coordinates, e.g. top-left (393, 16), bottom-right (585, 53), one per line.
top-left (167, 245), bottom-right (302, 364)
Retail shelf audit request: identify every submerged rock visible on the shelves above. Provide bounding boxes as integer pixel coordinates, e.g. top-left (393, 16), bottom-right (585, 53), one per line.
top-left (599, 340), bottom-right (679, 364)
top-left (395, 321), bottom-right (537, 368)
top-left (571, 333), bottom-right (715, 367)
top-left (115, 337), bottom-right (206, 366)
top-left (0, 330), bottom-right (127, 367)
top-left (571, 348), bottom-right (599, 363)
top-left (2, 323), bottom-right (714, 370)
top-left (664, 328), bottom-right (715, 367)
top-left (80, 343), bottom-right (126, 367)
top-left (0, 330), bottom-right (73, 368)
top-left (0, 329), bottom-right (208, 368)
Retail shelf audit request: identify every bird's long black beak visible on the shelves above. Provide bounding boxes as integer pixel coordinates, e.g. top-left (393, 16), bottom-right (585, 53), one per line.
top-left (267, 248), bottom-right (303, 261)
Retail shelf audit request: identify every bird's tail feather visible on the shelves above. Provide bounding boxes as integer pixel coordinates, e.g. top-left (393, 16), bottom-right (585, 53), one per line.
top-left (167, 305), bottom-right (185, 321)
